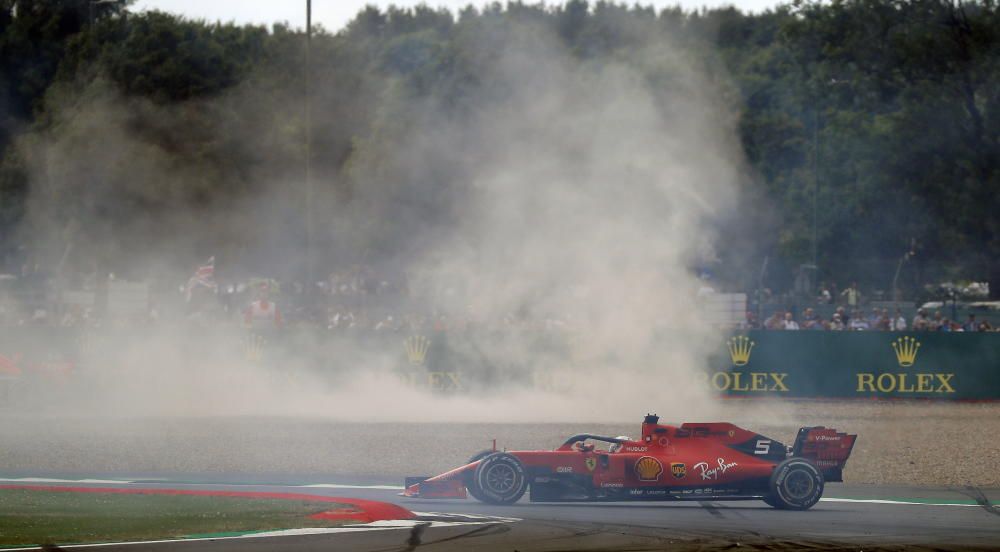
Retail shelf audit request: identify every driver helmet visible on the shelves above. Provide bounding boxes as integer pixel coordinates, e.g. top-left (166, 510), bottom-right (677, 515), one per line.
top-left (609, 436), bottom-right (631, 453)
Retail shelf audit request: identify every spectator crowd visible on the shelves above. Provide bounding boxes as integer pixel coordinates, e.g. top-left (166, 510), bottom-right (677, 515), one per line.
top-left (2, 264), bottom-right (998, 334)
top-left (744, 306), bottom-right (994, 332)
top-left (742, 280), bottom-right (997, 331)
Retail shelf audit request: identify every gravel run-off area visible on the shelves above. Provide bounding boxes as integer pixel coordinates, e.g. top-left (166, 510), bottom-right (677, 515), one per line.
top-left (1, 401), bottom-right (998, 488)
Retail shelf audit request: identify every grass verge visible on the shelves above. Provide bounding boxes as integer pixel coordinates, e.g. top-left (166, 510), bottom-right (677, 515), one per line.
top-left (0, 487), bottom-right (350, 547)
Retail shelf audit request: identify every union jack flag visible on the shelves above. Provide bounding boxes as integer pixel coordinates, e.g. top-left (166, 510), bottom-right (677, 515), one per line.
top-left (185, 256), bottom-right (217, 302)
top-left (0, 352), bottom-right (22, 377)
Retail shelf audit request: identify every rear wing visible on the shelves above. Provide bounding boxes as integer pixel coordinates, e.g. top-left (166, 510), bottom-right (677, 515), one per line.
top-left (792, 426), bottom-right (857, 482)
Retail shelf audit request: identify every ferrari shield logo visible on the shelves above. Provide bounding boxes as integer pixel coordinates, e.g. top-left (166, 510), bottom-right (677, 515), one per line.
top-left (670, 462), bottom-right (686, 480)
top-left (585, 457), bottom-right (597, 472)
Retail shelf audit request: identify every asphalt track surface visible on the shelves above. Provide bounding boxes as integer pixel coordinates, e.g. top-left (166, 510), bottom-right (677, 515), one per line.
top-left (3, 474), bottom-right (999, 551)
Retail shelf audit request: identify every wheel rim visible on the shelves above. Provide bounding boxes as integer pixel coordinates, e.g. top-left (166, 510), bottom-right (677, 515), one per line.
top-left (783, 469), bottom-right (815, 500)
top-left (485, 463), bottom-right (517, 493)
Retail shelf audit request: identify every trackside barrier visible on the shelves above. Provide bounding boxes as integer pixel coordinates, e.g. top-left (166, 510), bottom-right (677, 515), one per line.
top-left (710, 331), bottom-right (1000, 399)
top-left (1, 327), bottom-right (998, 399)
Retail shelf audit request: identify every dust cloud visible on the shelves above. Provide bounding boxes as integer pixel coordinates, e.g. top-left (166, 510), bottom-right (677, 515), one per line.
top-left (7, 17), bottom-right (767, 427)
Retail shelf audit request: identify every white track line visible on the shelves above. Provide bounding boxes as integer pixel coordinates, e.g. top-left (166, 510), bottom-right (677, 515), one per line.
top-left (821, 497), bottom-right (980, 507)
top-left (412, 512), bottom-right (523, 523)
top-left (0, 516), bottom-right (520, 550)
top-left (0, 477), bottom-right (402, 489)
top-left (300, 483), bottom-right (405, 490)
top-left (0, 478), bottom-right (136, 484)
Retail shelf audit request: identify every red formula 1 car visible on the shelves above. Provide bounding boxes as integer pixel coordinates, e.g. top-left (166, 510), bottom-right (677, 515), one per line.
top-left (403, 414), bottom-right (856, 510)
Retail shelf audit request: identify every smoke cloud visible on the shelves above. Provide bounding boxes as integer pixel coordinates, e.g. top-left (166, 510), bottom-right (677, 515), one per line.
top-left (9, 15), bottom-right (752, 425)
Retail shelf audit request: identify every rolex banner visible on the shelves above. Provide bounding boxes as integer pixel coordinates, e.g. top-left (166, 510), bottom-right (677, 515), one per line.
top-left (709, 331), bottom-right (1000, 399)
top-left (1, 326), bottom-right (999, 400)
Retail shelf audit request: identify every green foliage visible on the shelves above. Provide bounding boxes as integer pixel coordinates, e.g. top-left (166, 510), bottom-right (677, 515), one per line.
top-left (0, 0), bottom-right (997, 293)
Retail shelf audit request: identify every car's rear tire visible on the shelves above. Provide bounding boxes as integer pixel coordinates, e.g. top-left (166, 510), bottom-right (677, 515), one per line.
top-left (471, 452), bottom-right (528, 505)
top-left (767, 458), bottom-right (824, 510)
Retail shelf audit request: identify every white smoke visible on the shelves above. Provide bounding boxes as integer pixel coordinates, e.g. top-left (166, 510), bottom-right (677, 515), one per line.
top-left (10, 17), bottom-right (750, 425)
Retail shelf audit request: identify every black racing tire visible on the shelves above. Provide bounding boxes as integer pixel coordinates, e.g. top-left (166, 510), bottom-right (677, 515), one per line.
top-left (767, 458), bottom-right (824, 510)
top-left (468, 450), bottom-right (494, 463)
top-left (465, 450), bottom-right (494, 502)
top-left (471, 452), bottom-right (528, 505)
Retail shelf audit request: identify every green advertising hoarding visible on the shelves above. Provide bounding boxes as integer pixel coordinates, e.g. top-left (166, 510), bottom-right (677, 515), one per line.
top-left (2, 326), bottom-right (998, 399)
top-left (707, 331), bottom-right (1000, 399)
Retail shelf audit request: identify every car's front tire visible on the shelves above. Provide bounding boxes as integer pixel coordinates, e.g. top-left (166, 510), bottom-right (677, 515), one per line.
top-left (467, 450), bottom-right (494, 464)
top-left (766, 458), bottom-right (824, 510)
top-left (471, 452), bottom-right (528, 505)
top-left (465, 450), bottom-right (493, 503)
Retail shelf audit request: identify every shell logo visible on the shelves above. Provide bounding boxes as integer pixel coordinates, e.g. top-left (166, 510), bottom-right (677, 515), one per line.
top-left (634, 456), bottom-right (663, 481)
